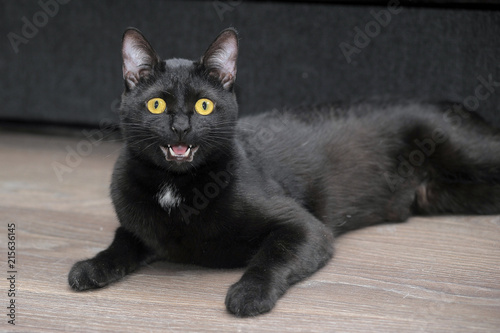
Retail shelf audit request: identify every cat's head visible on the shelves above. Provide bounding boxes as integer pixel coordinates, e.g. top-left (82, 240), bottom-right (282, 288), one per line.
top-left (119, 28), bottom-right (239, 173)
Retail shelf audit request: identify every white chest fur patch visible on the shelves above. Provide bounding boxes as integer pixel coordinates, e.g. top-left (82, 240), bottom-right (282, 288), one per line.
top-left (157, 184), bottom-right (182, 211)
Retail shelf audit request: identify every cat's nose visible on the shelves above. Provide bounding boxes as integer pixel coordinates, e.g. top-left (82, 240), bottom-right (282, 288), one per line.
top-left (171, 124), bottom-right (191, 140)
top-left (171, 115), bottom-right (191, 140)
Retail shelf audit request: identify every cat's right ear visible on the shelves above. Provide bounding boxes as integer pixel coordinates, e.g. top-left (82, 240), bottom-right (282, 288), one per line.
top-left (122, 28), bottom-right (160, 90)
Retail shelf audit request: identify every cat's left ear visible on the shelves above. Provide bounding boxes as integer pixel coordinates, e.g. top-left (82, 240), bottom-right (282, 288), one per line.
top-left (122, 28), bottom-right (161, 90)
top-left (202, 28), bottom-right (238, 90)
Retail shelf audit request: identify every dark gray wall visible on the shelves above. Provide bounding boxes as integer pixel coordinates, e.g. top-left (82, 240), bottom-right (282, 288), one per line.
top-left (1, 1), bottom-right (500, 127)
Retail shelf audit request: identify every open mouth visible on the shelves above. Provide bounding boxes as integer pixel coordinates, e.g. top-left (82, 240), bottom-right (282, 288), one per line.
top-left (160, 144), bottom-right (199, 163)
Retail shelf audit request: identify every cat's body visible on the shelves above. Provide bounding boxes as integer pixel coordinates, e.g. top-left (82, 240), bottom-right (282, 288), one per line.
top-left (69, 28), bottom-right (500, 317)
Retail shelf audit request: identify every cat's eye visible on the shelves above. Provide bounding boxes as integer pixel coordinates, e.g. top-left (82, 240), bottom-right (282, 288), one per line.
top-left (195, 98), bottom-right (215, 115)
top-left (146, 98), bottom-right (167, 114)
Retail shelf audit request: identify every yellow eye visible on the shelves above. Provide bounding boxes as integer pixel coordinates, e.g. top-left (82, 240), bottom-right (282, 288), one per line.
top-left (195, 98), bottom-right (214, 115)
top-left (146, 98), bottom-right (166, 114)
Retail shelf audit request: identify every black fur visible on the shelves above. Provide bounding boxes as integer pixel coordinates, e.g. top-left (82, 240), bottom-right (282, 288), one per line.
top-left (68, 28), bottom-right (500, 317)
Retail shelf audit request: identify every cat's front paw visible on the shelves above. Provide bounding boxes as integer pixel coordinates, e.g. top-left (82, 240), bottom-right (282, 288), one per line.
top-left (225, 277), bottom-right (280, 317)
top-left (68, 258), bottom-right (124, 291)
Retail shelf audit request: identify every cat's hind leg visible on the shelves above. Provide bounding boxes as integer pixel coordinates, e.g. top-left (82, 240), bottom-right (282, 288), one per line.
top-left (413, 182), bottom-right (500, 215)
top-left (68, 227), bottom-right (151, 290)
top-left (410, 109), bottom-right (500, 215)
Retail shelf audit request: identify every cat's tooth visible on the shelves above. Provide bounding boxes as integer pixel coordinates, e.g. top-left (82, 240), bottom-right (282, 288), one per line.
top-left (183, 147), bottom-right (191, 157)
top-left (160, 146), bottom-right (168, 155)
top-left (169, 147), bottom-right (176, 156)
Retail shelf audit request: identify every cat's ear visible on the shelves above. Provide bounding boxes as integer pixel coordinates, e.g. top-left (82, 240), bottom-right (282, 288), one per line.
top-left (202, 28), bottom-right (238, 90)
top-left (122, 28), bottom-right (160, 90)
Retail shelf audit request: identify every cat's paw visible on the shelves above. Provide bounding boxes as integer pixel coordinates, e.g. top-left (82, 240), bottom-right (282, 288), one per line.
top-left (225, 277), bottom-right (280, 317)
top-left (68, 258), bottom-right (123, 291)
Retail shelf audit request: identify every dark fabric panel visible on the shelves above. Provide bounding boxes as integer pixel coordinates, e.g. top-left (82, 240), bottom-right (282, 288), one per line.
top-left (1, 1), bottom-right (499, 127)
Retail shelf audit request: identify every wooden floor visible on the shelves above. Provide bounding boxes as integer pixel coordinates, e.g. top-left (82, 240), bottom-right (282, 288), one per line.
top-left (1, 130), bottom-right (499, 332)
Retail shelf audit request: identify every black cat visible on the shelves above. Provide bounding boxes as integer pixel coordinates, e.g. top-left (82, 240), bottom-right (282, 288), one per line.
top-left (68, 27), bottom-right (500, 317)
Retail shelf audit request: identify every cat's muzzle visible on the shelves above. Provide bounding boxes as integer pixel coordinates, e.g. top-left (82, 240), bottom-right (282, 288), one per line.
top-left (160, 144), bottom-right (199, 163)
